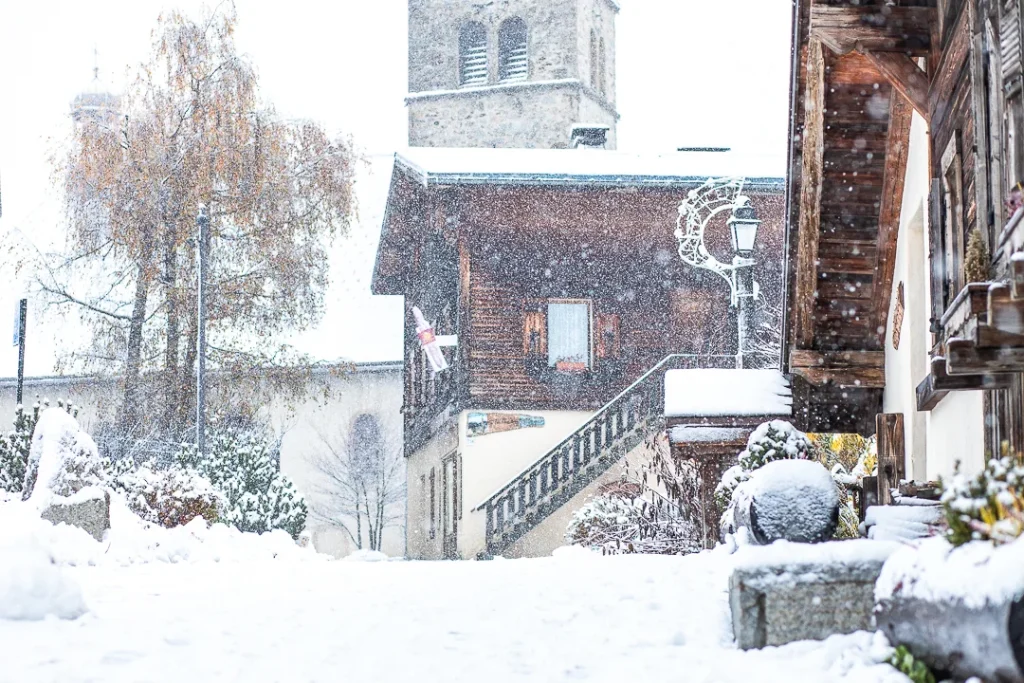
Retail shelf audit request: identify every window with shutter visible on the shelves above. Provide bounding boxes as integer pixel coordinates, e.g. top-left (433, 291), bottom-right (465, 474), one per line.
top-left (941, 134), bottom-right (966, 302)
top-left (548, 300), bottom-right (592, 370)
top-left (459, 22), bottom-right (488, 87)
top-left (498, 18), bottom-right (528, 83)
top-left (1000, 5), bottom-right (1022, 90)
top-left (929, 178), bottom-right (947, 336)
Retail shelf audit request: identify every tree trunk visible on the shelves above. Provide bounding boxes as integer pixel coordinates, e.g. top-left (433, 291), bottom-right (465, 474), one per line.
top-left (164, 234), bottom-right (180, 435)
top-left (118, 260), bottom-right (151, 445)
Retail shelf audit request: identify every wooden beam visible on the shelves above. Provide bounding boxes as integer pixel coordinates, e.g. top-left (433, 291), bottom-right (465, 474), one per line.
top-left (929, 1), bottom-right (971, 130)
top-left (947, 337), bottom-right (1024, 375)
top-left (789, 349), bottom-right (886, 389)
top-left (916, 356), bottom-right (1015, 411)
top-left (873, 93), bottom-right (914, 350)
top-left (811, 5), bottom-right (934, 55)
top-left (863, 51), bottom-right (931, 121)
top-left (876, 413), bottom-right (905, 506)
top-left (794, 38), bottom-right (826, 349)
top-left (790, 349), bottom-right (885, 369)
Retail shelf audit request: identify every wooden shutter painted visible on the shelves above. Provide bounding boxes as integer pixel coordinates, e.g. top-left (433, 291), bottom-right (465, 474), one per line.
top-left (1001, 5), bottom-right (1022, 91)
top-left (595, 312), bottom-right (621, 360)
top-left (928, 178), bottom-right (947, 336)
top-left (523, 301), bottom-right (547, 357)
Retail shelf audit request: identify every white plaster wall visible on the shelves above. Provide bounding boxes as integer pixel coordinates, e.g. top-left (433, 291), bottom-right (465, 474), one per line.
top-left (503, 431), bottom-right (660, 558)
top-left (457, 409), bottom-right (592, 559)
top-left (405, 423), bottom-right (459, 560)
top-left (883, 111), bottom-right (931, 481)
top-left (927, 391), bottom-right (986, 480)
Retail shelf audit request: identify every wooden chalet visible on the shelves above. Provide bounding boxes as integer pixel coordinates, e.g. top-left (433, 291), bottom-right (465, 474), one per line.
top-left (373, 147), bottom-right (786, 558)
top-left (786, 0), bottom-right (1024, 481)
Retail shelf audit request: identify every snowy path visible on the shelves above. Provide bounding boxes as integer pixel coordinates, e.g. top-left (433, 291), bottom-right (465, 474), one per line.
top-left (2, 550), bottom-right (907, 683)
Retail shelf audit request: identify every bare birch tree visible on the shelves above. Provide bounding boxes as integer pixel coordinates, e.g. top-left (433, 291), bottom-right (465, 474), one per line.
top-left (45, 6), bottom-right (356, 448)
top-left (308, 409), bottom-right (404, 552)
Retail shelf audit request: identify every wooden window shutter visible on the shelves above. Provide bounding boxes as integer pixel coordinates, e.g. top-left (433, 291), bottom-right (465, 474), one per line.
top-left (928, 178), bottom-right (947, 335)
top-left (595, 312), bottom-right (621, 360)
top-left (523, 300), bottom-right (547, 357)
top-left (1000, 5), bottom-right (1022, 91)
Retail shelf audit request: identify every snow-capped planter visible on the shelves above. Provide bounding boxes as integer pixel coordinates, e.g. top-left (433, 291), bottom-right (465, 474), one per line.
top-left (730, 539), bottom-right (899, 649)
top-left (724, 459), bottom-right (839, 545)
top-left (875, 536), bottom-right (1024, 682)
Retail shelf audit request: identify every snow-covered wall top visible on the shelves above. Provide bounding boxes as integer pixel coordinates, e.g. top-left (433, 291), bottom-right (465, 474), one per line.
top-left (394, 148), bottom-right (786, 188)
top-left (663, 369), bottom-right (792, 418)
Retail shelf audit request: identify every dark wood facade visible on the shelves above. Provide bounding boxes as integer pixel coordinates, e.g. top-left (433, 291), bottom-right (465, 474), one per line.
top-left (786, 0), bottom-right (1024, 452)
top-left (374, 156), bottom-right (786, 454)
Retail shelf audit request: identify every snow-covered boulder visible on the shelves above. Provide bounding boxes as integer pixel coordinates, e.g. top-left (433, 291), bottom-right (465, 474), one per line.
top-left (39, 486), bottom-right (111, 541)
top-left (730, 539), bottom-right (899, 649)
top-left (724, 459), bottom-right (839, 545)
top-left (22, 408), bottom-right (104, 503)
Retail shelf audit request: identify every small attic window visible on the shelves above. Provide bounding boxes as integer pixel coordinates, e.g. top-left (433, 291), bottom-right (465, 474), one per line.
top-left (499, 17), bottom-right (529, 83)
top-left (460, 22), bottom-right (488, 87)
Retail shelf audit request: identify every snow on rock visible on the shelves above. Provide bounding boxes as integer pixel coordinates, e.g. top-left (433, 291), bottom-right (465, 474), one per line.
top-left (745, 459), bottom-right (839, 544)
top-left (22, 408), bottom-right (103, 505)
top-left (876, 535), bottom-right (1024, 609)
top-left (664, 369), bottom-right (792, 418)
top-left (0, 504), bottom-right (87, 621)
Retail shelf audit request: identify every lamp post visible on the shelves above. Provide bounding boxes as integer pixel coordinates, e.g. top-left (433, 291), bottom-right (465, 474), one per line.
top-left (727, 197), bottom-right (762, 369)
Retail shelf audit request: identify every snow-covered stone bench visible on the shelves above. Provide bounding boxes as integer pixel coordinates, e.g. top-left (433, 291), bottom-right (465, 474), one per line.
top-left (729, 539), bottom-right (900, 650)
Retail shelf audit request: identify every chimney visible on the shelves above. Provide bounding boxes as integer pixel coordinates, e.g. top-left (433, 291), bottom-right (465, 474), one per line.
top-left (570, 124), bottom-right (610, 150)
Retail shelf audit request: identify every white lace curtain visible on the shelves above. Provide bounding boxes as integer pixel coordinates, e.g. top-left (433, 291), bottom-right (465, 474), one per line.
top-left (547, 302), bottom-right (590, 367)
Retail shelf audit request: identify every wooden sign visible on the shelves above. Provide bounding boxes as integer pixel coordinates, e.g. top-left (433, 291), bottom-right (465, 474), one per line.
top-left (892, 281), bottom-right (905, 350)
top-left (467, 412), bottom-right (545, 437)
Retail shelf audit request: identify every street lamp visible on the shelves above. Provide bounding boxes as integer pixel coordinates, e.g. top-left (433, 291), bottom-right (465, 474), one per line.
top-left (728, 196), bottom-right (761, 256)
top-left (728, 197), bottom-right (761, 369)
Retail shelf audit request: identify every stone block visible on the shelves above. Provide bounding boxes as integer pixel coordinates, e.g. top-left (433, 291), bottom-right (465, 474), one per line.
top-left (729, 540), bottom-right (900, 650)
top-left (41, 487), bottom-right (111, 542)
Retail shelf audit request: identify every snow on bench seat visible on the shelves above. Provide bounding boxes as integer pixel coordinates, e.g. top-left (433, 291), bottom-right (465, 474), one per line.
top-left (664, 369), bottom-right (792, 418)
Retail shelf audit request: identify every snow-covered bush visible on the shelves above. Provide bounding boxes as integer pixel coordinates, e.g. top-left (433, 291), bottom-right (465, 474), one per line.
top-left (941, 456), bottom-right (1024, 546)
top-left (0, 400), bottom-right (77, 494)
top-left (565, 488), bottom-right (697, 555)
top-left (176, 422), bottom-right (307, 539)
top-left (716, 420), bottom-right (812, 513)
top-left (106, 460), bottom-right (221, 529)
top-left (22, 406), bottom-right (104, 503)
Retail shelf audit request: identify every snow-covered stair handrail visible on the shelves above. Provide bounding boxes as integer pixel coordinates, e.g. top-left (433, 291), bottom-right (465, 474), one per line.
top-left (474, 354), bottom-right (752, 557)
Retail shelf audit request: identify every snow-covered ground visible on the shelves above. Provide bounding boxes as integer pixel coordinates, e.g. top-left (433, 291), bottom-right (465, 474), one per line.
top-left (0, 519), bottom-right (910, 683)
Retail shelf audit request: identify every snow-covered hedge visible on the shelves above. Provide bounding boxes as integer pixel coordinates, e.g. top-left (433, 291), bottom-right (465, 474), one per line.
top-left (941, 456), bottom-right (1024, 546)
top-left (565, 491), bottom-right (697, 555)
top-left (106, 460), bottom-right (221, 529)
top-left (23, 407), bottom-right (105, 504)
top-left (716, 420), bottom-right (812, 515)
top-left (176, 423), bottom-right (307, 540)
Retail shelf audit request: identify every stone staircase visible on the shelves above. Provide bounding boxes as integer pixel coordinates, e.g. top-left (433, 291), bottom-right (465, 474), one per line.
top-left (474, 354), bottom-right (740, 557)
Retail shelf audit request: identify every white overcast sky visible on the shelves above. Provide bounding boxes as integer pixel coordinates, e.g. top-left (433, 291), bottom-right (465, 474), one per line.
top-left (0, 0), bottom-right (793, 376)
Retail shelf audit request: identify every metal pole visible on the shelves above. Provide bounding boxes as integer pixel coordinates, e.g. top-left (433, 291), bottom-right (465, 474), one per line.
top-left (16, 299), bottom-right (26, 405)
top-left (196, 206), bottom-right (209, 458)
top-left (735, 264), bottom-right (754, 369)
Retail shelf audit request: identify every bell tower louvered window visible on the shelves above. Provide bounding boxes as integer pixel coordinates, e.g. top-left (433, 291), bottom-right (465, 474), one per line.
top-left (459, 22), bottom-right (488, 87)
top-left (499, 17), bottom-right (529, 83)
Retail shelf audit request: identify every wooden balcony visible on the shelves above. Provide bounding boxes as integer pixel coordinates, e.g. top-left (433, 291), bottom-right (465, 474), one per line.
top-left (917, 280), bottom-right (1024, 410)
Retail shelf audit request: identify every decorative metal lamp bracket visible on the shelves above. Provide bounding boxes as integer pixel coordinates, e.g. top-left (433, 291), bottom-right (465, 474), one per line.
top-left (674, 177), bottom-right (759, 307)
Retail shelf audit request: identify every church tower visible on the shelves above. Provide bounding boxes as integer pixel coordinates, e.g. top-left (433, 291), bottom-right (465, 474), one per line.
top-left (71, 52), bottom-right (121, 128)
top-left (406, 0), bottom-right (619, 149)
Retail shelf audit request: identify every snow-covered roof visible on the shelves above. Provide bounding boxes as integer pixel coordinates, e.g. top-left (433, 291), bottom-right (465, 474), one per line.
top-left (664, 369), bottom-right (792, 418)
top-left (393, 148), bottom-right (786, 190)
top-left (668, 426), bottom-right (749, 445)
